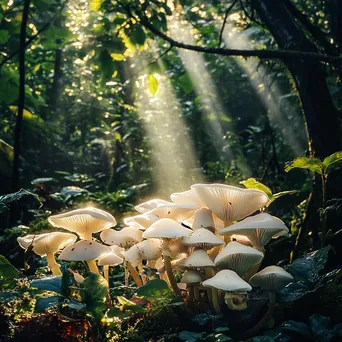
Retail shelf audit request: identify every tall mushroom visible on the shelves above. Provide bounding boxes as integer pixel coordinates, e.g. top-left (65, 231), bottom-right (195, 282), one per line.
top-left (18, 232), bottom-right (77, 276)
top-left (142, 218), bottom-right (191, 295)
top-left (191, 184), bottom-right (269, 228)
top-left (48, 207), bottom-right (116, 240)
top-left (244, 266), bottom-right (293, 338)
top-left (100, 227), bottom-right (143, 248)
top-left (59, 240), bottom-right (111, 274)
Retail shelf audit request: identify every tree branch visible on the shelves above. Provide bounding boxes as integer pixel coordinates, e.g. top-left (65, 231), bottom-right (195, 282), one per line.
top-left (218, 0), bottom-right (238, 47)
top-left (118, 2), bottom-right (342, 65)
top-left (0, 0), bottom-right (68, 69)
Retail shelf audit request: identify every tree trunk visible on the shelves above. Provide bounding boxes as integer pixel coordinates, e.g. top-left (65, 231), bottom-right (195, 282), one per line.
top-left (251, 0), bottom-right (342, 250)
top-left (12, 0), bottom-right (31, 192)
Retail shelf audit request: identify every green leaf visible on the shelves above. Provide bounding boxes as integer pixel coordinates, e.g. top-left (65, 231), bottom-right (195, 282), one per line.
top-left (136, 279), bottom-right (173, 301)
top-left (323, 151), bottom-right (342, 174)
top-left (0, 291), bottom-right (19, 301)
top-left (89, 0), bottom-right (103, 11)
top-left (0, 29), bottom-right (8, 44)
top-left (117, 296), bottom-right (145, 312)
top-left (179, 331), bottom-right (205, 342)
top-left (129, 24), bottom-right (146, 46)
top-left (148, 74), bottom-right (159, 96)
top-left (107, 306), bottom-right (130, 318)
top-left (240, 178), bottom-right (273, 198)
top-left (81, 273), bottom-right (108, 318)
top-left (0, 189), bottom-right (41, 213)
top-left (99, 49), bottom-right (116, 80)
top-left (0, 255), bottom-right (19, 282)
top-left (285, 156), bottom-right (324, 175)
top-left (282, 320), bottom-right (311, 337)
top-left (0, 139), bottom-right (13, 178)
top-left (31, 276), bottom-right (63, 295)
top-left (178, 73), bottom-right (193, 94)
top-left (35, 295), bottom-right (63, 312)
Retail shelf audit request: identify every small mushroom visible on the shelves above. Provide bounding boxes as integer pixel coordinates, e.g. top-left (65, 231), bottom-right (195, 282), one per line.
top-left (135, 198), bottom-right (172, 213)
top-left (17, 232), bottom-right (77, 276)
top-left (143, 218), bottom-right (191, 295)
top-left (192, 207), bottom-right (216, 233)
top-left (100, 227), bottom-right (143, 248)
top-left (48, 207), bottom-right (116, 240)
top-left (219, 213), bottom-right (289, 252)
top-left (214, 241), bottom-right (264, 277)
top-left (59, 240), bottom-right (111, 275)
top-left (97, 251), bottom-right (123, 284)
top-left (180, 270), bottom-right (202, 303)
top-left (124, 212), bottom-right (159, 230)
top-left (182, 249), bottom-right (216, 268)
top-left (183, 228), bottom-right (224, 250)
top-left (202, 270), bottom-right (252, 311)
top-left (150, 203), bottom-right (199, 222)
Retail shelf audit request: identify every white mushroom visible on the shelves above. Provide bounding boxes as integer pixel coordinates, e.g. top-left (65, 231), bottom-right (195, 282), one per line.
top-left (17, 232), bottom-right (77, 276)
top-left (183, 228), bottom-right (224, 250)
top-left (170, 189), bottom-right (205, 206)
top-left (135, 198), bottom-right (172, 213)
top-left (219, 213), bottom-right (289, 251)
top-left (100, 227), bottom-right (143, 247)
top-left (48, 207), bottom-right (116, 240)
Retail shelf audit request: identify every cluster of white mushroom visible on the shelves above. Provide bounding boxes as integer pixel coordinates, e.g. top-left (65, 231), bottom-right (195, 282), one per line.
top-left (17, 183), bottom-right (294, 316)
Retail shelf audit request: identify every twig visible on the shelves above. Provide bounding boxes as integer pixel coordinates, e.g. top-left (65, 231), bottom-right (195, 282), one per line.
top-left (218, 0), bottom-right (238, 47)
top-left (117, 1), bottom-right (342, 65)
top-left (0, 0), bottom-right (68, 69)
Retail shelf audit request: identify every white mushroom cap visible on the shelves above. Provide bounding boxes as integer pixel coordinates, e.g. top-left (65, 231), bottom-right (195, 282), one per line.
top-left (124, 212), bottom-right (159, 230)
top-left (249, 265), bottom-right (293, 292)
top-left (192, 207), bottom-right (215, 231)
top-left (219, 213), bottom-right (289, 250)
top-left (231, 234), bottom-right (252, 246)
top-left (142, 218), bottom-right (192, 239)
top-left (183, 228), bottom-right (224, 250)
top-left (17, 232), bottom-right (77, 256)
top-left (134, 198), bottom-right (172, 213)
top-left (137, 238), bottom-right (163, 260)
top-left (191, 184), bottom-right (269, 223)
top-left (214, 241), bottom-right (264, 276)
top-left (180, 270), bottom-right (202, 284)
top-left (182, 249), bottom-right (215, 268)
top-left (48, 207), bottom-right (116, 239)
top-left (100, 227), bottom-right (143, 246)
top-left (58, 240), bottom-right (112, 261)
top-left (110, 245), bottom-right (125, 258)
top-left (97, 252), bottom-right (123, 266)
top-left (150, 203), bottom-right (199, 222)
top-left (170, 189), bottom-right (205, 206)
top-left (121, 245), bottom-right (140, 267)
top-left (202, 270), bottom-right (252, 292)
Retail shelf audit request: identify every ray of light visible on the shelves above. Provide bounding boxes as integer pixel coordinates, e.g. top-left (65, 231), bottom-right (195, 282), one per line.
top-left (131, 58), bottom-right (202, 196)
top-left (219, 15), bottom-right (307, 155)
top-left (168, 15), bottom-right (251, 176)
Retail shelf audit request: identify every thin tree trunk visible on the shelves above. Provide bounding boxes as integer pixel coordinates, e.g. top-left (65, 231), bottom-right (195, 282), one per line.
top-left (12, 0), bottom-right (31, 192)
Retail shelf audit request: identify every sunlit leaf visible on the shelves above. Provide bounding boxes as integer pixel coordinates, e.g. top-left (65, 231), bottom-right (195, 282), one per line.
top-left (136, 279), bottom-right (173, 301)
top-left (323, 151), bottom-right (342, 174)
top-left (89, 0), bottom-right (103, 11)
top-left (117, 296), bottom-right (146, 312)
top-left (148, 74), bottom-right (159, 96)
top-left (0, 255), bottom-right (19, 288)
top-left (285, 156), bottom-right (324, 175)
top-left (240, 178), bottom-right (273, 198)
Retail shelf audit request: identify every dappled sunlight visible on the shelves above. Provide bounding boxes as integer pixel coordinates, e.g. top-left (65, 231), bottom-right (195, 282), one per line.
top-left (219, 18), bottom-right (307, 155)
top-left (132, 62), bottom-right (202, 196)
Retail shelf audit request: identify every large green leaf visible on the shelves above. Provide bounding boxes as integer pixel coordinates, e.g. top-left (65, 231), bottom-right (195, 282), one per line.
top-left (81, 273), bottom-right (108, 318)
top-left (0, 29), bottom-right (8, 44)
top-left (0, 189), bottom-right (41, 213)
top-left (0, 139), bottom-right (13, 178)
top-left (31, 276), bottom-right (63, 295)
top-left (117, 296), bottom-right (145, 313)
top-left (285, 156), bottom-right (324, 175)
top-left (136, 279), bottom-right (173, 301)
top-left (323, 151), bottom-right (342, 174)
top-left (129, 24), bottom-right (146, 46)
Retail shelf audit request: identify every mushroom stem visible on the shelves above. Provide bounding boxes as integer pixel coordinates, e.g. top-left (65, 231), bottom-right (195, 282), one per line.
top-left (103, 265), bottom-right (109, 284)
top-left (46, 253), bottom-right (62, 276)
top-left (244, 260), bottom-right (263, 281)
top-left (194, 285), bottom-right (200, 302)
top-left (87, 260), bottom-right (100, 274)
top-left (241, 292), bottom-right (276, 339)
top-left (187, 285), bottom-right (194, 304)
top-left (223, 220), bottom-right (232, 243)
top-left (162, 239), bottom-right (180, 296)
top-left (127, 262), bottom-right (143, 287)
top-left (224, 292), bottom-right (247, 311)
top-left (205, 268), bottom-right (221, 313)
top-left (82, 232), bottom-right (93, 241)
top-left (124, 261), bottom-right (129, 286)
top-left (137, 261), bottom-right (146, 285)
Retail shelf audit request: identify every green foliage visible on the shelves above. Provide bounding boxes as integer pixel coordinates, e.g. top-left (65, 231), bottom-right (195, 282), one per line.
top-left (136, 279), bottom-right (173, 302)
top-left (278, 246), bottom-right (341, 303)
top-left (285, 151), bottom-right (342, 175)
top-left (240, 178), bottom-right (297, 206)
top-left (0, 255), bottom-right (19, 289)
top-left (148, 74), bottom-right (159, 96)
top-left (0, 189), bottom-right (41, 213)
top-left (0, 139), bottom-right (13, 178)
